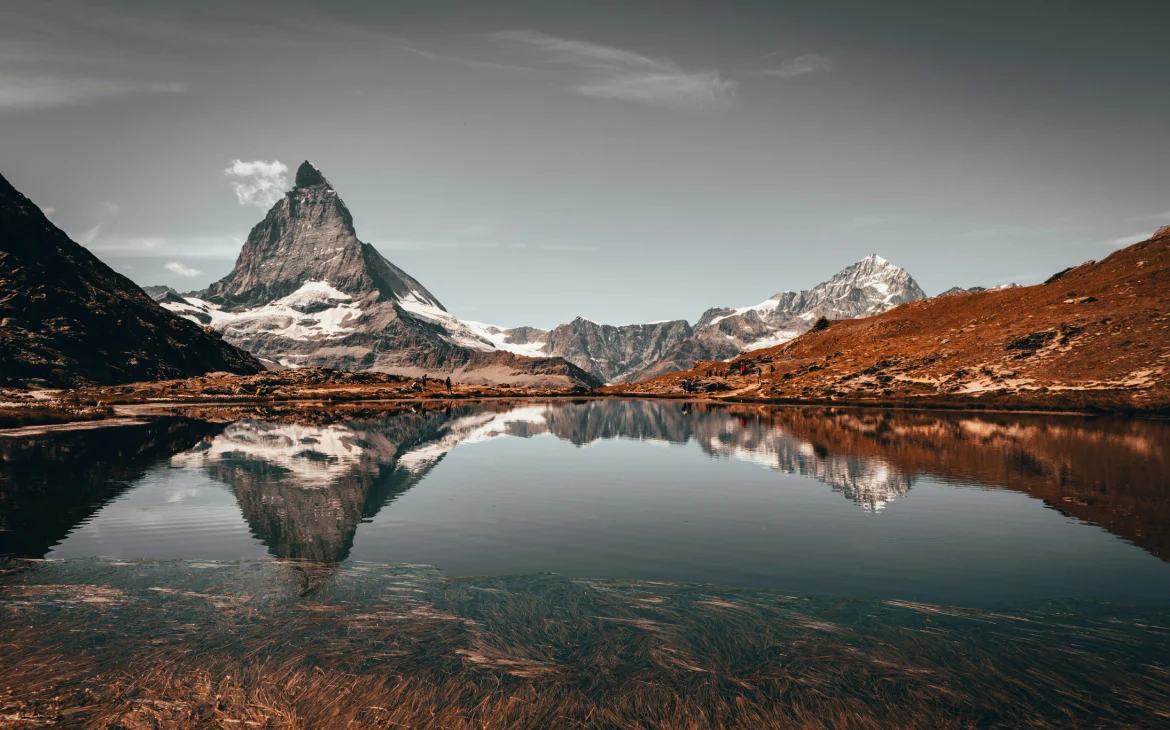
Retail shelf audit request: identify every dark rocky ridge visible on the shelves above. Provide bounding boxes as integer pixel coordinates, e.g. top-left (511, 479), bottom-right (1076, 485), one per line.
top-left (0, 171), bottom-right (264, 388)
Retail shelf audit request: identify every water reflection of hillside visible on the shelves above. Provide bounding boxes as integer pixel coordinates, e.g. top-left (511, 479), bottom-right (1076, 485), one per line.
top-left (0, 419), bottom-right (223, 556)
top-left (740, 406), bottom-right (1170, 560)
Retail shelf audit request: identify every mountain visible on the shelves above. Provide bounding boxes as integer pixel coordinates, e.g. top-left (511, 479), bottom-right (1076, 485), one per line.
top-left (161, 161), bottom-right (599, 388)
top-left (613, 228), bottom-right (1170, 414)
top-left (142, 285), bottom-right (180, 301)
top-left (0, 171), bottom-right (264, 388)
top-left (633, 254), bottom-right (926, 380)
top-left (474, 255), bottom-right (925, 384)
top-left (468, 317), bottom-right (696, 384)
top-left (938, 283), bottom-right (1019, 297)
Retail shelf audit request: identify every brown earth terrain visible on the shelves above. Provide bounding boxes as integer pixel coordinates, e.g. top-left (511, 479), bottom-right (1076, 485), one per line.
top-left (609, 229), bottom-right (1170, 414)
top-left (0, 368), bottom-right (597, 433)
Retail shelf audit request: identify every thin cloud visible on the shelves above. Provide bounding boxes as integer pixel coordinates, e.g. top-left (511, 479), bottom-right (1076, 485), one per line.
top-left (536, 243), bottom-right (598, 252)
top-left (399, 44), bottom-right (536, 74)
top-left (74, 200), bottom-right (120, 246)
top-left (1109, 231), bottom-right (1153, 248)
top-left (165, 261), bottom-right (202, 277)
top-left (489, 30), bottom-right (736, 111)
top-left (749, 54), bottom-right (833, 78)
top-left (225, 159), bottom-right (289, 208)
top-left (84, 234), bottom-right (244, 258)
top-left (840, 214), bottom-right (890, 228)
top-left (0, 73), bottom-right (186, 111)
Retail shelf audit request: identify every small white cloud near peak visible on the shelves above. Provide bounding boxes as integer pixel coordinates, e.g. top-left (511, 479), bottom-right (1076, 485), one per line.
top-left (751, 53), bottom-right (833, 78)
top-left (224, 159), bottom-right (289, 208)
top-left (165, 261), bottom-right (202, 277)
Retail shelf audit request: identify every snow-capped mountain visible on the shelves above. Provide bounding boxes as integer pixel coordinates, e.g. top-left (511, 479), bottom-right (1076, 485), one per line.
top-left (467, 254), bottom-right (926, 384)
top-left (160, 161), bottom-right (598, 388)
top-left (633, 254), bottom-right (925, 381)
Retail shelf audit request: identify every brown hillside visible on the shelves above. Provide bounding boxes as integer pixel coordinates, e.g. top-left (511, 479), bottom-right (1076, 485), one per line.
top-left (610, 229), bottom-right (1170, 414)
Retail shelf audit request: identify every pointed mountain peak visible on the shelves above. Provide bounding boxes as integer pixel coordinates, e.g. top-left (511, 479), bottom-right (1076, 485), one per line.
top-left (294, 160), bottom-right (330, 188)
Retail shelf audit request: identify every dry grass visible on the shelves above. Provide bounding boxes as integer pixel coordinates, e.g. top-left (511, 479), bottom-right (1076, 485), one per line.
top-left (1, 559), bottom-right (1168, 729)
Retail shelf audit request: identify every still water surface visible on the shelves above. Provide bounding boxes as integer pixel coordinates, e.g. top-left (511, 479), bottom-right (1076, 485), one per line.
top-left (3, 400), bottom-right (1168, 606)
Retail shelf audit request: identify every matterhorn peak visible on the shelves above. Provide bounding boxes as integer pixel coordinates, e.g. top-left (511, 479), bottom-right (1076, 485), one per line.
top-left (294, 160), bottom-right (330, 188)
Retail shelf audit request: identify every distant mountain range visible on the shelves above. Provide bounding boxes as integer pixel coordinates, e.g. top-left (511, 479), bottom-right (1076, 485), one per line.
top-left (448, 254), bottom-right (926, 383)
top-left (0, 172), bottom-right (262, 388)
top-left (149, 161), bottom-right (927, 384)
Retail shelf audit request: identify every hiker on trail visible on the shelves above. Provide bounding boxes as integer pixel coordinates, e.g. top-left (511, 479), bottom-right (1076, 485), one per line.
top-left (421, 374), bottom-right (428, 388)
top-left (445, 376), bottom-right (452, 393)
top-left (757, 367), bottom-right (762, 384)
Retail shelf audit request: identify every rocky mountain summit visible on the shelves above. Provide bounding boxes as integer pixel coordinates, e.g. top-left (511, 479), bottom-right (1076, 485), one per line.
top-left (0, 171), bottom-right (263, 388)
top-left (161, 161), bottom-right (599, 388)
top-left (474, 254), bottom-right (926, 384)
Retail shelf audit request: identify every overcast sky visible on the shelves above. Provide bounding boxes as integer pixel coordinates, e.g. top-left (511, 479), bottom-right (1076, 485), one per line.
top-left (3, 0), bottom-right (1168, 328)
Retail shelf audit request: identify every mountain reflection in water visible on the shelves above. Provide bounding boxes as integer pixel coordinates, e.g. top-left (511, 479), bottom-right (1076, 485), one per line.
top-left (1, 401), bottom-right (1167, 601)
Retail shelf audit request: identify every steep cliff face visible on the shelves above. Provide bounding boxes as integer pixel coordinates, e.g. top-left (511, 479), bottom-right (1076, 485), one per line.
top-left (162, 161), bottom-right (599, 388)
top-left (0, 171), bottom-right (263, 388)
top-left (539, 318), bottom-right (694, 383)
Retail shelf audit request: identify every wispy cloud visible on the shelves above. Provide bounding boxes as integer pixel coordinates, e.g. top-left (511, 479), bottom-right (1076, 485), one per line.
top-left (399, 44), bottom-right (536, 74)
top-left (1109, 231), bottom-right (1153, 248)
top-left (74, 201), bottom-right (120, 246)
top-left (840, 214), bottom-right (890, 228)
top-left (749, 53), bottom-right (833, 78)
top-left (489, 30), bottom-right (736, 111)
top-left (164, 261), bottom-right (202, 277)
top-left (84, 234), bottom-right (244, 258)
top-left (534, 243), bottom-right (598, 252)
top-left (224, 159), bottom-right (288, 208)
top-left (0, 73), bottom-right (186, 111)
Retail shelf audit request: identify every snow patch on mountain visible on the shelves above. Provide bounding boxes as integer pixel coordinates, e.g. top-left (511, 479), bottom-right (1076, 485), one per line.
top-left (395, 291), bottom-right (496, 351)
top-left (461, 321), bottom-right (550, 357)
top-left (162, 280), bottom-right (363, 341)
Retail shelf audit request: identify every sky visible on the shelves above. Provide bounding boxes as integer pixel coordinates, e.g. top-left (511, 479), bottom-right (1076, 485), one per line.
top-left (2, 0), bottom-right (1168, 328)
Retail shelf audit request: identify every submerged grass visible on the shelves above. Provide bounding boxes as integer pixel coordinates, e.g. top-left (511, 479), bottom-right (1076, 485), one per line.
top-left (1, 559), bottom-right (1168, 729)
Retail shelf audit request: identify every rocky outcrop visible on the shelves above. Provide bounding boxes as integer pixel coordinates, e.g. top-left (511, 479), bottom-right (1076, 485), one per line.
top-left (142, 285), bottom-right (180, 301)
top-left (0, 171), bottom-right (264, 388)
top-left (539, 318), bottom-right (694, 383)
top-left (162, 161), bottom-right (599, 389)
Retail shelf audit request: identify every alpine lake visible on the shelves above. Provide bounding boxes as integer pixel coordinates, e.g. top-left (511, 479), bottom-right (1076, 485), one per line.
top-left (2, 399), bottom-right (1168, 728)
